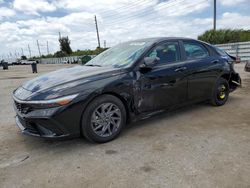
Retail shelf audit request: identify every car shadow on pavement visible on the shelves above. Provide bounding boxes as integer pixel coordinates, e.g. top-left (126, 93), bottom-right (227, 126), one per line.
top-left (122, 96), bottom-right (242, 137)
top-left (123, 102), bottom-right (208, 133)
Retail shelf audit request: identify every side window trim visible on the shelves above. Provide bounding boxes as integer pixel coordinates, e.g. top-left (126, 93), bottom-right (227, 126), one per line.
top-left (179, 40), bottom-right (186, 61)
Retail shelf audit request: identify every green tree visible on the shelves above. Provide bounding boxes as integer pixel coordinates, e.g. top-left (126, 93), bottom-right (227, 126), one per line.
top-left (71, 47), bottom-right (108, 57)
top-left (54, 51), bottom-right (67, 57)
top-left (59, 36), bottom-right (72, 54)
top-left (21, 55), bottom-right (27, 60)
top-left (198, 29), bottom-right (250, 44)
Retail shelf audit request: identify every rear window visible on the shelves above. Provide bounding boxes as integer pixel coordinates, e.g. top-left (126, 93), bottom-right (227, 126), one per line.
top-left (214, 46), bottom-right (236, 61)
top-left (214, 46), bottom-right (228, 56)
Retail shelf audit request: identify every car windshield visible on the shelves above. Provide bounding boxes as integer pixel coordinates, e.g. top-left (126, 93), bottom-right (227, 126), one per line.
top-left (85, 41), bottom-right (151, 68)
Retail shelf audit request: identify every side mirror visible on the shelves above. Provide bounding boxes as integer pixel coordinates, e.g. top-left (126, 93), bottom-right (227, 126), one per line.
top-left (139, 57), bottom-right (159, 72)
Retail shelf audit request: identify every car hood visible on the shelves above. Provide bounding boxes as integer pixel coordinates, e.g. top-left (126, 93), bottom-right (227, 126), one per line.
top-left (21, 65), bottom-right (122, 94)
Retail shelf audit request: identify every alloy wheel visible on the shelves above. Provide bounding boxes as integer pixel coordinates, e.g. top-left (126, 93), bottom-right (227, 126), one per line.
top-left (91, 103), bottom-right (121, 137)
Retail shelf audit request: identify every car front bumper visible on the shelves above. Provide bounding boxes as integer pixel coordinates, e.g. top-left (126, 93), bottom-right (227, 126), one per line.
top-left (15, 115), bottom-right (74, 139)
top-left (13, 99), bottom-right (85, 139)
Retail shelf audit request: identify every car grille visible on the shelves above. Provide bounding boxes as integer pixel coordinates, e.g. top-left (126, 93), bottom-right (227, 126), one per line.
top-left (14, 101), bottom-right (33, 114)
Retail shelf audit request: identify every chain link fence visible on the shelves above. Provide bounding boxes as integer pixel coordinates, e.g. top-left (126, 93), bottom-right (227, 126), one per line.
top-left (39, 55), bottom-right (96, 64)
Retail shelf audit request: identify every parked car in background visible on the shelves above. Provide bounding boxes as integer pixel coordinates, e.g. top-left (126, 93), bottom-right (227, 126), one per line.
top-left (61, 60), bottom-right (70, 64)
top-left (12, 37), bottom-right (241, 143)
top-left (7, 61), bottom-right (14, 65)
top-left (20, 59), bottom-right (36, 65)
top-left (20, 60), bottom-right (28, 65)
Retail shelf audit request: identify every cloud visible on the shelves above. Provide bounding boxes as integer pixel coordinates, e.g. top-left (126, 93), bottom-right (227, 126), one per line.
top-left (0, 12), bottom-right (97, 56)
top-left (218, 12), bottom-right (250, 29)
top-left (220, 0), bottom-right (248, 6)
top-left (0, 0), bottom-right (250, 58)
top-left (0, 7), bottom-right (15, 20)
top-left (13, 0), bottom-right (56, 15)
top-left (54, 0), bottom-right (156, 12)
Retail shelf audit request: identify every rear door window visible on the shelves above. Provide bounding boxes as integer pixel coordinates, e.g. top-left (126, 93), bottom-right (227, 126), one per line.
top-left (183, 41), bottom-right (209, 60)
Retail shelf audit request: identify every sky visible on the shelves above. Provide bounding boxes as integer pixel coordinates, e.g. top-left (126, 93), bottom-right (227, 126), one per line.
top-left (0, 0), bottom-right (250, 58)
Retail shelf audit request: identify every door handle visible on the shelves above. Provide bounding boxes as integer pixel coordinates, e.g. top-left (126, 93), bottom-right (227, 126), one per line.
top-left (174, 67), bottom-right (187, 72)
top-left (211, 60), bottom-right (219, 64)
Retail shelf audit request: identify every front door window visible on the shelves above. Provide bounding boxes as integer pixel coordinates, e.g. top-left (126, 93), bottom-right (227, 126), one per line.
top-left (147, 42), bottom-right (181, 65)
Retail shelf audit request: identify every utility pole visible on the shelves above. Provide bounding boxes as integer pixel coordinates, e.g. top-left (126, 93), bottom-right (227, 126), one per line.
top-left (47, 41), bottom-right (50, 55)
top-left (28, 44), bottom-right (31, 58)
top-left (37, 40), bottom-right (41, 57)
top-left (213, 0), bottom-right (216, 30)
top-left (104, 40), bottom-right (106, 48)
top-left (15, 50), bottom-right (17, 58)
top-left (94, 15), bottom-right (101, 48)
top-left (21, 48), bottom-right (24, 56)
top-left (59, 32), bottom-right (61, 40)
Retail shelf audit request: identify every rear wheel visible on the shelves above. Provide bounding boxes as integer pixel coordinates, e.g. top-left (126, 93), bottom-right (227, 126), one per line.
top-left (81, 94), bottom-right (126, 143)
top-left (211, 78), bottom-right (229, 106)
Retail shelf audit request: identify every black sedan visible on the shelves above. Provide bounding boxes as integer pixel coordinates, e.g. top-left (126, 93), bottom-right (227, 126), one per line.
top-left (13, 37), bottom-right (241, 143)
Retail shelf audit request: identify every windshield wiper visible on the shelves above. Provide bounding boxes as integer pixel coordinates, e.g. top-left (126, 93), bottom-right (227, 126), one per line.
top-left (85, 64), bottom-right (102, 67)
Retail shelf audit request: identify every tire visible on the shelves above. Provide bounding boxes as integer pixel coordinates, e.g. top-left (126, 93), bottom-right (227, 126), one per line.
top-left (210, 77), bottom-right (230, 106)
top-left (81, 94), bottom-right (126, 143)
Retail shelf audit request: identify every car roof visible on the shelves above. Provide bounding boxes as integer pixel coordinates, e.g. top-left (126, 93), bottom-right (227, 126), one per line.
top-left (129, 37), bottom-right (208, 45)
top-left (130, 37), bottom-right (190, 42)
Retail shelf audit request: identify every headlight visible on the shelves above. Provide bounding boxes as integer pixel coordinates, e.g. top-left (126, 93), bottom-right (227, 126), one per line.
top-left (14, 94), bottom-right (78, 108)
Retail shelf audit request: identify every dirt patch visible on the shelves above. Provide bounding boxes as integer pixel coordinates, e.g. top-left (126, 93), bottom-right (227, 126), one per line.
top-left (140, 165), bottom-right (155, 173)
top-left (105, 150), bottom-right (118, 155)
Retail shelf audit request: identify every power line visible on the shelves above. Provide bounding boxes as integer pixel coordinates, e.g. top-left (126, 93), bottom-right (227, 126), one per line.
top-left (143, 0), bottom-right (209, 24)
top-left (102, 0), bottom-right (207, 26)
top-left (95, 0), bottom-right (150, 17)
top-left (101, 0), bottom-right (181, 23)
top-left (102, 0), bottom-right (187, 26)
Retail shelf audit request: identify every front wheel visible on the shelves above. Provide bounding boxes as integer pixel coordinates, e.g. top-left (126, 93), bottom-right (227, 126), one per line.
top-left (210, 78), bottom-right (230, 106)
top-left (81, 94), bottom-right (126, 143)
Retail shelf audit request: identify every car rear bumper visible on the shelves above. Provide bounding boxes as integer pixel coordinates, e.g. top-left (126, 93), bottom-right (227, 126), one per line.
top-left (229, 72), bottom-right (241, 92)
